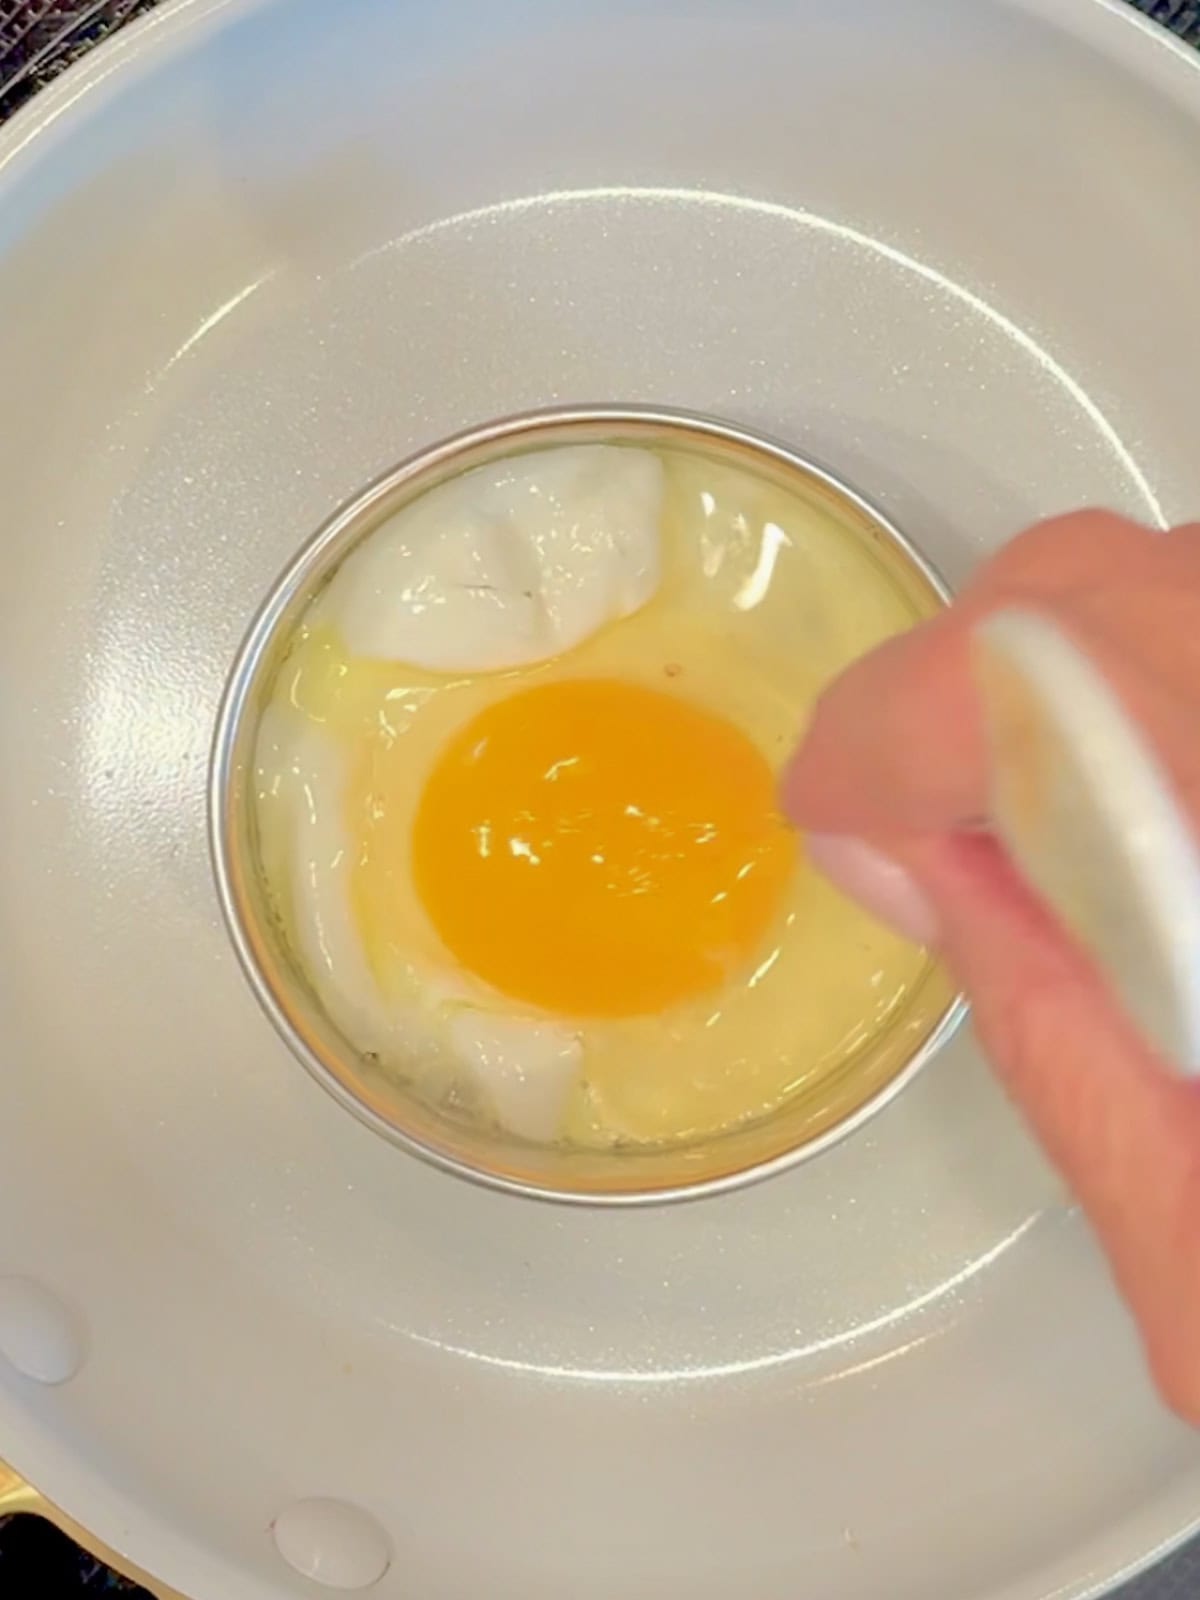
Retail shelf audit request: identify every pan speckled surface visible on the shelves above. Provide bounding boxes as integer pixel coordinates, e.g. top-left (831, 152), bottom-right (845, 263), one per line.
top-left (0, 3), bottom-right (1198, 1599)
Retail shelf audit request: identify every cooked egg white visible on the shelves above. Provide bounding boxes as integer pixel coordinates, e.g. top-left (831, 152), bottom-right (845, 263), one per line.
top-left (314, 443), bottom-right (663, 672)
top-left (253, 442), bottom-right (937, 1146)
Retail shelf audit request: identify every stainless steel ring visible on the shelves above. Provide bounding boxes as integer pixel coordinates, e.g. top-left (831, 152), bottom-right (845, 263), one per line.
top-left (210, 404), bottom-right (967, 1205)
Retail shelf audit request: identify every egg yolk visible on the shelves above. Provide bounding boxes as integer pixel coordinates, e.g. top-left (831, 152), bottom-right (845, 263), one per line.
top-left (410, 679), bottom-right (796, 1017)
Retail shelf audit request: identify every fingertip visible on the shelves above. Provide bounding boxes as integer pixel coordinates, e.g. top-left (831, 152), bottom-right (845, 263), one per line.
top-left (780, 616), bottom-right (987, 836)
top-left (805, 834), bottom-right (940, 946)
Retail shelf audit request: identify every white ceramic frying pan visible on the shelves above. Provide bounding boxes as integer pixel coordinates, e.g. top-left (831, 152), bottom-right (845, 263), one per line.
top-left (1, 1), bottom-right (1199, 1596)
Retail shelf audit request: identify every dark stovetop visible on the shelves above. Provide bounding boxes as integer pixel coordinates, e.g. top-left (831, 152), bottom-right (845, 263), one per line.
top-left (0, 2), bottom-right (1197, 1597)
top-left (0, 1513), bottom-right (148, 1596)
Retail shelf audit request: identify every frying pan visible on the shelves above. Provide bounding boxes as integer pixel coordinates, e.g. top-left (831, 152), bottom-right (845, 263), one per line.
top-left (1, 2), bottom-right (1200, 1596)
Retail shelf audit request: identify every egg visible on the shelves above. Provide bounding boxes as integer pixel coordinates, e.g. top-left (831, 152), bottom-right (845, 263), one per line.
top-left (253, 441), bottom-right (934, 1147)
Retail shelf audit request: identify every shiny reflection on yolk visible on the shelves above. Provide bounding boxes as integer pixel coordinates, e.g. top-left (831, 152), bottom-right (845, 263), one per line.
top-left (410, 679), bottom-right (797, 1016)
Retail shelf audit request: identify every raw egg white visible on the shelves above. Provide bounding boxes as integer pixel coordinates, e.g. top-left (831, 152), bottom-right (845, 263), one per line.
top-left (253, 442), bottom-right (936, 1147)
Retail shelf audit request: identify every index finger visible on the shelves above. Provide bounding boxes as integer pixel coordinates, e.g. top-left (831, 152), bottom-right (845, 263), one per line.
top-left (783, 512), bottom-right (1167, 838)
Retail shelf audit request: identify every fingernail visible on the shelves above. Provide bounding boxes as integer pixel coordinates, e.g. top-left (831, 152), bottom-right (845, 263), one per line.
top-left (806, 834), bottom-right (940, 946)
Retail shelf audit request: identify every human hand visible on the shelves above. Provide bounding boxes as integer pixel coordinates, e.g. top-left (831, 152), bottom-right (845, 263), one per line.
top-left (782, 511), bottom-right (1200, 1419)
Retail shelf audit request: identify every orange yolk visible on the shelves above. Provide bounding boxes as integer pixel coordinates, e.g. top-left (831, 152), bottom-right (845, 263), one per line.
top-left (410, 679), bottom-right (796, 1017)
